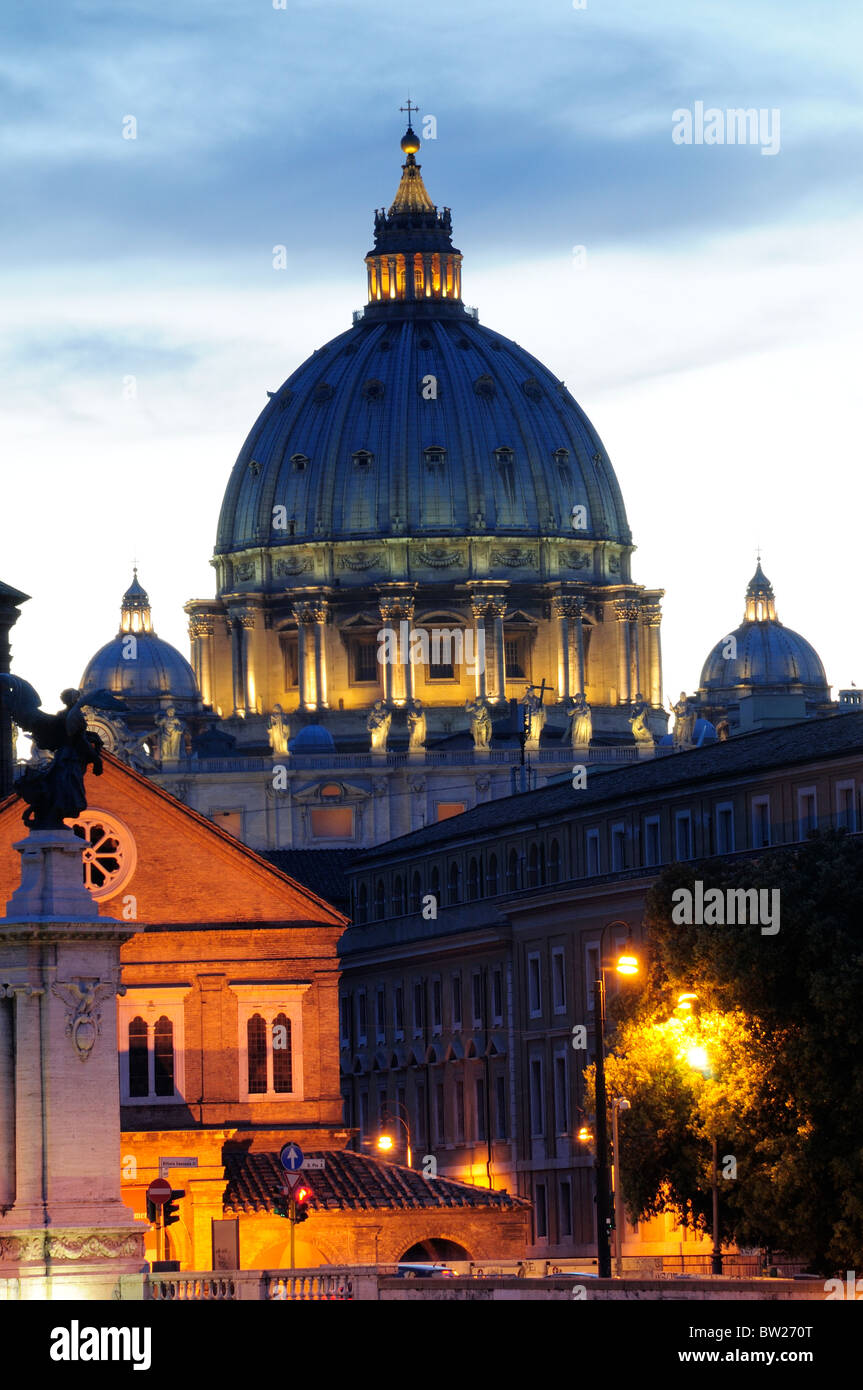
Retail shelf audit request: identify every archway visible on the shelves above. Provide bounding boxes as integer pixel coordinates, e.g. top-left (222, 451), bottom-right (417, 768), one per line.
top-left (398, 1237), bottom-right (472, 1262)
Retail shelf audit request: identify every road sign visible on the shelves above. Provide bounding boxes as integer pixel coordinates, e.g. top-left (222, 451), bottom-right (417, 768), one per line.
top-left (283, 1173), bottom-right (302, 1191)
top-left (279, 1142), bottom-right (304, 1172)
top-left (146, 1178), bottom-right (172, 1207)
top-left (301, 1158), bottom-right (325, 1170)
top-left (159, 1156), bottom-right (198, 1179)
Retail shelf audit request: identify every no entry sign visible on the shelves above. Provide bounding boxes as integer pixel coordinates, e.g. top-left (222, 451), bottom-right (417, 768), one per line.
top-left (146, 1177), bottom-right (173, 1207)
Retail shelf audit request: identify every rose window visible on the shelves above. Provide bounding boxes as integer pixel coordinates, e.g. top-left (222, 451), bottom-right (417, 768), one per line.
top-left (64, 809), bottom-right (137, 901)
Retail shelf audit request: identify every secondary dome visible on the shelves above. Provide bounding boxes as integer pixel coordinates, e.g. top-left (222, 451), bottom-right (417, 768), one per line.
top-left (80, 572), bottom-right (200, 711)
top-left (699, 563), bottom-right (829, 696)
top-left (215, 125), bottom-right (630, 563)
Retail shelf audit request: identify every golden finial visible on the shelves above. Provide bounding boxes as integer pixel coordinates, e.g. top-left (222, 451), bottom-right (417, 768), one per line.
top-left (399, 98), bottom-right (421, 154)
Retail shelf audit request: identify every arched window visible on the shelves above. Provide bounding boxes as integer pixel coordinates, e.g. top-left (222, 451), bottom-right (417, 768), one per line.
top-left (430, 865), bottom-right (441, 905)
top-left (549, 839), bottom-right (561, 884)
top-left (153, 1016), bottom-right (175, 1097)
top-left (527, 844), bottom-right (539, 888)
top-left (410, 872), bottom-right (422, 912)
top-left (273, 1013), bottom-right (293, 1094)
top-left (247, 1014), bottom-right (268, 1094)
top-left (506, 849), bottom-right (519, 892)
top-left (539, 843), bottom-right (547, 886)
top-left (129, 1016), bottom-right (148, 1098)
top-left (487, 853), bottom-right (499, 896)
top-left (356, 881), bottom-right (368, 925)
top-left (468, 858), bottom-right (480, 901)
top-left (393, 875), bottom-right (405, 915)
top-left (447, 862), bottom-right (460, 905)
top-left (374, 879), bottom-right (386, 921)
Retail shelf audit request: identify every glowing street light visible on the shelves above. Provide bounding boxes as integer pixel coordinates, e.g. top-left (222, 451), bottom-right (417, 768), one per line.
top-left (592, 922), bottom-right (640, 1277)
top-left (683, 1030), bottom-right (722, 1276)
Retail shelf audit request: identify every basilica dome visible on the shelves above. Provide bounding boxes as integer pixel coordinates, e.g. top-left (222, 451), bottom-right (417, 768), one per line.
top-left (215, 127), bottom-right (630, 573)
top-left (699, 563), bottom-right (829, 697)
top-left (80, 572), bottom-right (200, 712)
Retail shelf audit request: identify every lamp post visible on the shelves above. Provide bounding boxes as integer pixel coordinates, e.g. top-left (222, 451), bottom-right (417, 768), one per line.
top-left (593, 922), bottom-right (639, 1278)
top-left (611, 1096), bottom-right (631, 1277)
top-left (683, 1022), bottom-right (723, 1277)
top-left (376, 1101), bottom-right (413, 1168)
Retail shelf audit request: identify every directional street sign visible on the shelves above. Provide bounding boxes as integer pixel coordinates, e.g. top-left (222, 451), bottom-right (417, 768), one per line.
top-left (159, 1155), bottom-right (198, 1179)
top-left (279, 1142), bottom-right (304, 1172)
top-left (146, 1177), bottom-right (172, 1207)
top-left (301, 1158), bottom-right (325, 1170)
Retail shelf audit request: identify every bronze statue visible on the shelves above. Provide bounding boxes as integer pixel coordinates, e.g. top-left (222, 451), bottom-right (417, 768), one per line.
top-left (0, 677), bottom-right (125, 830)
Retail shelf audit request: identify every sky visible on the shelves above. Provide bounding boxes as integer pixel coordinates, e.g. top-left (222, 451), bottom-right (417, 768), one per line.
top-left (2, 0), bottom-right (862, 715)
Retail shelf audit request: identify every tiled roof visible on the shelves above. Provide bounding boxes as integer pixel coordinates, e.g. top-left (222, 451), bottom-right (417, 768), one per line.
top-left (259, 849), bottom-right (357, 909)
top-left (223, 1148), bottom-right (529, 1213)
top-left (353, 711), bottom-right (863, 866)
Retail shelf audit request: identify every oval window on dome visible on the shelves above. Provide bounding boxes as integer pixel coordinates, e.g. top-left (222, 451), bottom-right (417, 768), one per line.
top-left (424, 446), bottom-right (446, 468)
top-left (352, 450), bottom-right (374, 469)
top-left (522, 377), bottom-right (542, 401)
top-left (474, 374), bottom-right (495, 399)
top-left (290, 453), bottom-right (309, 472)
top-left (362, 379), bottom-right (385, 402)
top-left (312, 382), bottom-right (334, 404)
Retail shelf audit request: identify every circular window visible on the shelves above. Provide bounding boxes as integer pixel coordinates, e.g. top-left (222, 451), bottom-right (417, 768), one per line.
top-left (64, 809), bottom-right (137, 901)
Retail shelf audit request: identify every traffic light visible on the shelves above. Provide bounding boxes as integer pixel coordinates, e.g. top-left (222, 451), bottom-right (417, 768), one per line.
top-left (146, 1198), bottom-right (157, 1223)
top-left (293, 1185), bottom-right (312, 1223)
top-left (273, 1196), bottom-right (290, 1220)
top-left (163, 1189), bottom-right (184, 1228)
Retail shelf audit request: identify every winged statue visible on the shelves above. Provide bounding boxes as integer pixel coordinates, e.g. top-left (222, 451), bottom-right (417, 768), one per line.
top-left (0, 675), bottom-right (127, 829)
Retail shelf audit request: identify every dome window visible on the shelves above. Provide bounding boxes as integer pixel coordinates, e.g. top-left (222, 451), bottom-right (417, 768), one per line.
top-left (312, 382), bottom-right (334, 404)
top-left (553, 447), bottom-right (572, 482)
top-left (362, 378), bottom-right (385, 402)
top-left (424, 446), bottom-right (446, 468)
top-left (352, 449), bottom-right (374, 470)
top-left (290, 453), bottom-right (309, 472)
top-left (474, 374), bottom-right (496, 399)
top-left (494, 446), bottom-right (515, 465)
top-left (248, 458), bottom-right (261, 476)
top-left (522, 377), bottom-right (542, 401)
top-left (419, 337), bottom-right (433, 349)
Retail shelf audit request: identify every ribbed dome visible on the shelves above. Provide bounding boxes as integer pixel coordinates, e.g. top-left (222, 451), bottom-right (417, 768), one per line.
top-left (80, 573), bottom-right (200, 711)
top-left (216, 315), bottom-right (630, 555)
top-left (215, 123), bottom-right (630, 561)
top-left (699, 564), bottom-right (829, 695)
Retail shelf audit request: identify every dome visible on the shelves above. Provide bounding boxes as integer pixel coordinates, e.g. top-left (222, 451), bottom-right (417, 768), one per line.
top-left (80, 572), bottom-right (200, 711)
top-left (289, 723), bottom-right (337, 753)
top-left (699, 563), bottom-right (829, 696)
top-left (215, 127), bottom-right (630, 567)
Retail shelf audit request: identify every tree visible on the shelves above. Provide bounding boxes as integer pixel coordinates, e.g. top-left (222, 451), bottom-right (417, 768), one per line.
top-left (587, 831), bottom-right (863, 1271)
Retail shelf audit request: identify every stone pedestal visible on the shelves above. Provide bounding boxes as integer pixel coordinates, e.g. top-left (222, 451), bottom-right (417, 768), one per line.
top-left (0, 829), bottom-right (147, 1299)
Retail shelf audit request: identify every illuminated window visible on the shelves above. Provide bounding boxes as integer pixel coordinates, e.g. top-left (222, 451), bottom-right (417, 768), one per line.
top-left (153, 1016), bottom-right (175, 1097)
top-left (120, 989), bottom-right (187, 1105)
top-left (436, 802), bottom-right (465, 822)
top-left (247, 1014), bottom-right (268, 1094)
top-left (352, 639), bottom-right (379, 684)
top-left (272, 1014), bottom-right (293, 1093)
top-left (310, 807), bottom-right (353, 839)
top-left (234, 985), bottom-right (306, 1102)
top-left (280, 634), bottom-right (299, 688)
top-left (505, 637), bottom-right (529, 681)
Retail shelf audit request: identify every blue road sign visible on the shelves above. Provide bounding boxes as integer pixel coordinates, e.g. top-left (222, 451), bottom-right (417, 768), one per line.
top-left (279, 1142), bottom-right (304, 1172)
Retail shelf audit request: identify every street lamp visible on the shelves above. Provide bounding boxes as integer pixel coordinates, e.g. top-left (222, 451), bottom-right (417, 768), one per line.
top-left (611, 1096), bottom-right (631, 1278)
top-left (376, 1102), bottom-right (413, 1168)
top-left (682, 1022), bottom-right (723, 1276)
top-left (593, 921), bottom-right (640, 1279)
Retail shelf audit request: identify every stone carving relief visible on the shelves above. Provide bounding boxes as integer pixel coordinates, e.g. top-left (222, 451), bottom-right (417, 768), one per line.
top-left (52, 978), bottom-right (122, 1062)
top-left (491, 547), bottom-right (537, 569)
top-left (338, 550), bottom-right (385, 572)
top-left (564, 550), bottom-right (592, 570)
top-left (275, 556), bottom-right (311, 577)
top-left (412, 546), bottom-right (465, 569)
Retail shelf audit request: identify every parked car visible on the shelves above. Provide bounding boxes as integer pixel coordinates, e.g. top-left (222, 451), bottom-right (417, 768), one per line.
top-left (393, 1263), bottom-right (456, 1278)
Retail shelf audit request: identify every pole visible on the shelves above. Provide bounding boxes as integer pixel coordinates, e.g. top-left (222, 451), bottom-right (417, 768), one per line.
top-left (594, 974), bottom-right (611, 1278)
top-left (711, 1137), bottom-right (722, 1275)
top-left (290, 1194), bottom-right (296, 1273)
top-left (612, 1101), bottom-right (624, 1278)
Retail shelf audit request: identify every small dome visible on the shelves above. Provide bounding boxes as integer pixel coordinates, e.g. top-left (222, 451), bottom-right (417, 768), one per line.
top-left (289, 723), bottom-right (337, 753)
top-left (79, 573), bottom-right (200, 711)
top-left (400, 125), bottom-right (421, 155)
top-left (692, 717), bottom-right (717, 745)
top-left (699, 564), bottom-right (829, 698)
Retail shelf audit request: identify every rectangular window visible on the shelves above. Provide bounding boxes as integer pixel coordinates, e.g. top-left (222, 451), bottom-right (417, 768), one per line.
top-left (528, 953), bottom-right (542, 1017)
top-left (359, 1091), bottom-right (369, 1138)
top-left (552, 948), bottom-right (566, 1014)
top-left (554, 1051), bottom-right (568, 1134)
top-left (352, 639), bottom-right (379, 684)
top-left (357, 992), bottom-right (367, 1045)
top-left (245, 1019), bottom-right (266, 1094)
top-left (585, 943), bottom-right (600, 1014)
top-left (455, 1080), bottom-right (465, 1142)
top-left (534, 1182), bottom-right (548, 1240)
top-left (611, 823), bottom-right (626, 872)
top-left (280, 634), bottom-right (299, 689)
top-left (231, 987), bottom-right (304, 1103)
top-left (752, 795), bottom-right (771, 848)
top-left (413, 982), bottom-right (424, 1033)
top-left (472, 972), bottom-right (483, 1025)
top-left (504, 637), bottom-right (527, 681)
top-left (530, 1057), bottom-right (544, 1135)
top-left (643, 816), bottom-right (661, 868)
top-left (415, 1081), bottom-right (427, 1145)
top-left (475, 1078), bottom-right (487, 1141)
top-left (451, 975), bottom-right (462, 1029)
top-left (375, 988), bottom-right (386, 1039)
top-left (675, 811), bottom-right (693, 861)
top-left (715, 803), bottom-right (735, 854)
top-left (837, 781), bottom-right (857, 831)
top-left (586, 829), bottom-right (600, 877)
top-left (339, 996), bottom-right (351, 1046)
top-left (432, 978), bottom-right (442, 1032)
top-left (436, 802), bottom-right (465, 822)
top-left (309, 807), bottom-right (354, 840)
top-left (495, 1074), bottom-right (508, 1140)
top-left (394, 985), bottom-right (404, 1036)
top-left (798, 787), bottom-right (817, 839)
top-left (559, 1178), bottom-right (573, 1239)
top-left (491, 967), bottom-right (503, 1024)
top-left (434, 1082), bottom-right (446, 1143)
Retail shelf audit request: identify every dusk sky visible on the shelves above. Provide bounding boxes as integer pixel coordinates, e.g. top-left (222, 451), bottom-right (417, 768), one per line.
top-left (2, 0), bottom-right (862, 712)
